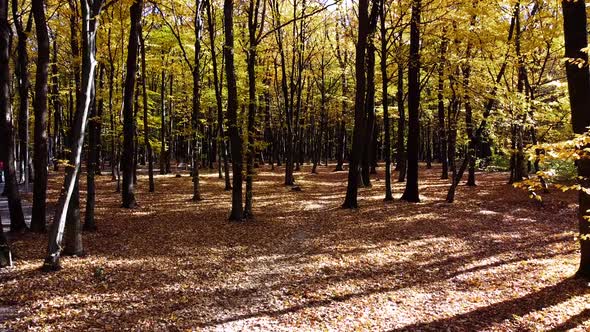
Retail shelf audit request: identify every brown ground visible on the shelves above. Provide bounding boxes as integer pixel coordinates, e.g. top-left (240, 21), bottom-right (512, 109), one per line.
top-left (0, 163), bottom-right (587, 331)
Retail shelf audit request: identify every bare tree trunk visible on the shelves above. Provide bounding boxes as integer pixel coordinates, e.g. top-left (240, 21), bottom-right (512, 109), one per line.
top-left (31, 0), bottom-right (50, 233)
top-left (84, 66), bottom-right (103, 232)
top-left (396, 41), bottom-right (406, 182)
top-left (121, 0), bottom-right (142, 209)
top-left (380, 0), bottom-right (392, 201)
top-left (139, 29), bottom-right (154, 193)
top-left (437, 31), bottom-right (449, 179)
top-left (342, 0), bottom-right (370, 209)
top-left (562, 0), bottom-right (590, 279)
top-left (400, 0), bottom-right (421, 203)
top-left (205, 1), bottom-right (231, 190)
top-left (43, 0), bottom-right (104, 271)
top-left (12, 0), bottom-right (31, 187)
top-left (191, 0), bottom-right (203, 202)
top-left (51, 37), bottom-right (63, 172)
top-left (224, 0), bottom-right (244, 221)
top-left (1, 0), bottom-right (26, 233)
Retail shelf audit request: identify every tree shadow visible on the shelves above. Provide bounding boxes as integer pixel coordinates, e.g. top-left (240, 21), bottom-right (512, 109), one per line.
top-left (389, 278), bottom-right (589, 331)
top-left (548, 308), bottom-right (590, 332)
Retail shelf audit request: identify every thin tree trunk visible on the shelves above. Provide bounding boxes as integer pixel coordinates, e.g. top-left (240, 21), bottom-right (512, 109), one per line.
top-left (43, 0), bottom-right (104, 270)
top-left (400, 0), bottom-right (421, 203)
top-left (121, 0), bottom-right (142, 209)
top-left (84, 65), bottom-right (103, 232)
top-left (380, 0), bottom-right (392, 201)
top-left (396, 43), bottom-right (406, 182)
top-left (205, 1), bottom-right (231, 190)
top-left (12, 0), bottom-right (31, 187)
top-left (224, 0), bottom-right (243, 221)
top-left (51, 37), bottom-right (63, 172)
top-left (342, 0), bottom-right (370, 209)
top-left (139, 29), bottom-right (154, 193)
top-left (31, 0), bottom-right (50, 233)
top-left (0, 0), bottom-right (26, 233)
top-left (191, 0), bottom-right (203, 202)
top-left (361, 3), bottom-right (379, 187)
top-left (437, 31), bottom-right (448, 179)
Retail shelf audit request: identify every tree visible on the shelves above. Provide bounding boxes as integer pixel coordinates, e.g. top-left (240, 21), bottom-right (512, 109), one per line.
top-left (12, 0), bottom-right (32, 188)
top-left (0, 0), bottom-right (26, 233)
top-left (342, 0), bottom-right (370, 209)
top-left (121, 0), bottom-right (142, 209)
top-left (191, 0), bottom-right (204, 202)
top-left (244, 0), bottom-right (267, 218)
top-left (31, 0), bottom-right (50, 233)
top-left (139, 28), bottom-right (154, 193)
top-left (400, 0), bottom-right (421, 203)
top-left (562, 0), bottom-right (590, 279)
top-left (224, 0), bottom-right (244, 221)
top-left (43, 0), bottom-right (105, 270)
top-left (436, 29), bottom-right (449, 180)
top-left (380, 0), bottom-right (392, 201)
top-left (205, 0), bottom-right (232, 191)
top-left (84, 65), bottom-right (104, 232)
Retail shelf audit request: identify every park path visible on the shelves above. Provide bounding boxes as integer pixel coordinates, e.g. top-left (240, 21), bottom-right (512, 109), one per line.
top-left (0, 183), bottom-right (32, 232)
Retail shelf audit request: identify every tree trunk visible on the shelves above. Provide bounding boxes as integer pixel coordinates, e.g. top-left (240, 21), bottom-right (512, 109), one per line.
top-left (0, 0), bottom-right (26, 233)
top-left (43, 0), bottom-right (104, 270)
top-left (64, 179), bottom-right (83, 256)
top-left (396, 41), bottom-right (406, 182)
top-left (205, 1), bottom-right (231, 190)
top-left (121, 0), bottom-right (142, 209)
top-left (400, 0), bottom-right (421, 203)
top-left (139, 30), bottom-right (154, 193)
top-left (562, 0), bottom-right (590, 279)
top-left (224, 0), bottom-right (243, 221)
top-left (31, 0), bottom-right (50, 233)
top-left (437, 32), bottom-right (449, 179)
top-left (463, 10), bottom-right (476, 186)
top-left (191, 0), bottom-right (203, 202)
top-left (12, 0), bottom-right (31, 187)
top-left (342, 0), bottom-right (370, 209)
top-left (380, 0), bottom-right (392, 201)
top-left (84, 66), bottom-right (103, 232)
top-left (51, 37), bottom-right (63, 172)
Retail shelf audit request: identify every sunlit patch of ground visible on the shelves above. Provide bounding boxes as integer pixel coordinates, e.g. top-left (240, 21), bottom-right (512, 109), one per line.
top-left (0, 162), bottom-right (586, 331)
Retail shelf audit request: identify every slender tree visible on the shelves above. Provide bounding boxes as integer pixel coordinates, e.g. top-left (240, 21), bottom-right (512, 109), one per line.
top-left (84, 65), bottom-right (103, 232)
top-left (139, 28), bottom-right (154, 193)
top-left (121, 0), bottom-right (142, 208)
top-left (191, 0), bottom-right (204, 201)
top-left (31, 0), bottom-right (50, 233)
top-left (380, 0), bottom-right (392, 201)
top-left (224, 0), bottom-right (244, 220)
top-left (12, 0), bottom-right (32, 187)
top-left (400, 0), bottom-right (421, 203)
top-left (361, 1), bottom-right (380, 187)
top-left (0, 0), bottom-right (26, 233)
top-left (342, 0), bottom-right (370, 209)
top-left (244, 0), bottom-right (266, 218)
top-left (205, 0), bottom-right (231, 191)
top-left (437, 30), bottom-right (449, 180)
top-left (43, 0), bottom-right (105, 270)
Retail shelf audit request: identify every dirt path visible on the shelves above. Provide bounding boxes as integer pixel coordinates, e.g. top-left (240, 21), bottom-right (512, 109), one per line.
top-left (0, 164), bottom-right (586, 331)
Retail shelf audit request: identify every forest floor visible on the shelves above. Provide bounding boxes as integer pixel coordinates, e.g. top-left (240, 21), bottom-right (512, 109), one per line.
top-left (0, 163), bottom-right (587, 331)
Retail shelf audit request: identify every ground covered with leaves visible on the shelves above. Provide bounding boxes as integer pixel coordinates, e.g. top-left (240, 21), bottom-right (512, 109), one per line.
top-left (0, 164), bottom-right (587, 331)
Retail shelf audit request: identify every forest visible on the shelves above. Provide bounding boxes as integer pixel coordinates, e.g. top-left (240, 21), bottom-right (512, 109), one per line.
top-left (0, 0), bottom-right (590, 330)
